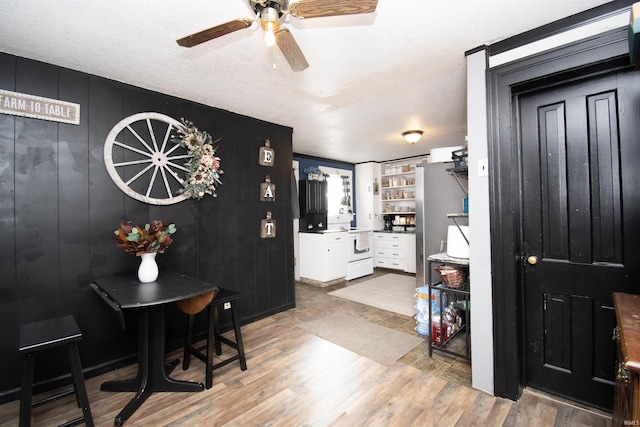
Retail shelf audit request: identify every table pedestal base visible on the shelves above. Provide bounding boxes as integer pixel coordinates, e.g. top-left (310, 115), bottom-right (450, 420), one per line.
top-left (101, 306), bottom-right (204, 426)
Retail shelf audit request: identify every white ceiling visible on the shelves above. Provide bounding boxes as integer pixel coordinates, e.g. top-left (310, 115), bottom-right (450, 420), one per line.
top-left (0, 0), bottom-right (613, 163)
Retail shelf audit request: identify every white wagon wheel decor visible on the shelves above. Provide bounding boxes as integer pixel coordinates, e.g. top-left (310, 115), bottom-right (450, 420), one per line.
top-left (104, 112), bottom-right (193, 205)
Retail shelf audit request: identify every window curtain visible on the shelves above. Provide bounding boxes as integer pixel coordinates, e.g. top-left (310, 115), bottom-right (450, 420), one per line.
top-left (291, 168), bottom-right (300, 219)
top-left (341, 175), bottom-right (351, 207)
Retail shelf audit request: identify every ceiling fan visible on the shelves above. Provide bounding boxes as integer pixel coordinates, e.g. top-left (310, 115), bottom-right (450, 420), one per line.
top-left (176, 0), bottom-right (378, 72)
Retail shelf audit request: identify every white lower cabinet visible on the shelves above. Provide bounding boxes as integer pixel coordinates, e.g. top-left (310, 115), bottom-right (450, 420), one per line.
top-left (373, 232), bottom-right (416, 273)
top-left (299, 231), bottom-right (348, 282)
top-left (404, 233), bottom-right (416, 274)
top-left (373, 232), bottom-right (405, 270)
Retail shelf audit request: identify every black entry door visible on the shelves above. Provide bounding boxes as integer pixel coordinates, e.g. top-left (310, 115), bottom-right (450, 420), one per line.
top-left (519, 69), bottom-right (640, 410)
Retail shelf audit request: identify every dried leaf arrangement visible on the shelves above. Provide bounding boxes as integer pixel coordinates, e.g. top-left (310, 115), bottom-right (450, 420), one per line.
top-left (172, 118), bottom-right (223, 200)
top-left (114, 220), bottom-right (177, 256)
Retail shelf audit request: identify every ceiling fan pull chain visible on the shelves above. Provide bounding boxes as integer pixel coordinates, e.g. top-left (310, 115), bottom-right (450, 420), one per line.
top-left (272, 44), bottom-right (277, 70)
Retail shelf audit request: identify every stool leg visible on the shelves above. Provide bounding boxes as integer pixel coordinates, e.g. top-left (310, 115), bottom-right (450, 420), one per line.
top-left (182, 314), bottom-right (195, 371)
top-left (19, 353), bottom-right (35, 427)
top-left (229, 303), bottom-right (247, 371)
top-left (205, 304), bottom-right (215, 389)
top-left (213, 305), bottom-right (222, 356)
top-left (67, 343), bottom-right (94, 427)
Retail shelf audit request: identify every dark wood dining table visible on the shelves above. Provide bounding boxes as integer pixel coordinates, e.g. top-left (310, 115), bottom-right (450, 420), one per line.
top-left (90, 271), bottom-right (218, 426)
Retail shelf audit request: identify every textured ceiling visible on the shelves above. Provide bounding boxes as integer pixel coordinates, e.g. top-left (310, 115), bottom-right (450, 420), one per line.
top-left (0, 0), bottom-right (613, 163)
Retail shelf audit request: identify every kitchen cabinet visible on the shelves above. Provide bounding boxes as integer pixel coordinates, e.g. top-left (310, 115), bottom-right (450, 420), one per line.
top-left (373, 232), bottom-right (416, 273)
top-left (373, 232), bottom-right (405, 271)
top-left (355, 162), bottom-right (382, 230)
top-left (299, 179), bottom-right (328, 232)
top-left (299, 231), bottom-right (348, 283)
top-left (404, 233), bottom-right (416, 274)
top-left (299, 179), bottom-right (327, 214)
top-left (613, 292), bottom-right (640, 426)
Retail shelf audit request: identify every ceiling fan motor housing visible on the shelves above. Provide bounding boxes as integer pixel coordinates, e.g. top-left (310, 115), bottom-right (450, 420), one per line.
top-left (251, 0), bottom-right (287, 19)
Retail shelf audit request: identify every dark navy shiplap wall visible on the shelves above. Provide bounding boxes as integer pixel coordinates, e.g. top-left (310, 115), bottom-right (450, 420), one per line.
top-left (0, 53), bottom-right (295, 401)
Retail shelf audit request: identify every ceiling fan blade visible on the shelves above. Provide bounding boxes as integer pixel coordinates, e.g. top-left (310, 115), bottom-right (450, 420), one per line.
top-left (176, 19), bottom-right (252, 47)
top-left (289, 0), bottom-right (378, 19)
top-left (275, 28), bottom-right (309, 72)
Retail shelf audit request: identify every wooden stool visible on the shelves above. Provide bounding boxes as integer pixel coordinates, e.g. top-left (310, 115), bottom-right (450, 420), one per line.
top-left (19, 315), bottom-right (94, 427)
top-left (182, 288), bottom-right (247, 389)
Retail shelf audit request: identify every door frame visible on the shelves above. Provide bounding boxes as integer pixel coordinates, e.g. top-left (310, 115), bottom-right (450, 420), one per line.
top-left (487, 26), bottom-right (631, 401)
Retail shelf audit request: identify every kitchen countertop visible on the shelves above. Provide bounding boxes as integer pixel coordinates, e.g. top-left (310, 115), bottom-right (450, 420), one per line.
top-left (299, 229), bottom-right (416, 234)
top-left (298, 229), bottom-right (348, 234)
top-left (374, 229), bottom-right (416, 234)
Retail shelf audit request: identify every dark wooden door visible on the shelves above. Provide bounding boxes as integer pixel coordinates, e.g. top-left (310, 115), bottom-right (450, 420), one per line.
top-left (519, 69), bottom-right (640, 410)
top-left (300, 180), bottom-right (327, 214)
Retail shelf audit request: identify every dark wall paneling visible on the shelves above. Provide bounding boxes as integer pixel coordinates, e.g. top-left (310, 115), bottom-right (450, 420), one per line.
top-left (0, 53), bottom-right (18, 397)
top-left (0, 53), bottom-right (295, 402)
top-left (234, 113), bottom-right (259, 319)
top-left (86, 75), bottom-right (139, 370)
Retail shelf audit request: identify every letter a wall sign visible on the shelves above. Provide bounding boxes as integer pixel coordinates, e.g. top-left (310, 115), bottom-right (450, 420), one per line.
top-left (260, 175), bottom-right (276, 202)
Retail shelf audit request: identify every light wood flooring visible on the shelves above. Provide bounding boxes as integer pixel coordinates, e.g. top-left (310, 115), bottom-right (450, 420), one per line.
top-left (0, 273), bottom-right (613, 426)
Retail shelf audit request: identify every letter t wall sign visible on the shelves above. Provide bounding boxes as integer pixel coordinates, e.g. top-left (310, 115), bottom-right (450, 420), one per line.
top-left (260, 211), bottom-right (276, 238)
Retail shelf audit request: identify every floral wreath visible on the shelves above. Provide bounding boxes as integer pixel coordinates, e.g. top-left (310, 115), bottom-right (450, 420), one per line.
top-left (171, 119), bottom-right (223, 200)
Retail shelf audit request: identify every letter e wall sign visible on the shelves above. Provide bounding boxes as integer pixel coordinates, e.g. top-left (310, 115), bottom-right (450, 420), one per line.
top-left (259, 139), bottom-right (275, 166)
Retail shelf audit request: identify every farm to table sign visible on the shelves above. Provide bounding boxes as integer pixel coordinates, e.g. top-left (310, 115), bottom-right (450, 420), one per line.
top-left (0, 89), bottom-right (80, 125)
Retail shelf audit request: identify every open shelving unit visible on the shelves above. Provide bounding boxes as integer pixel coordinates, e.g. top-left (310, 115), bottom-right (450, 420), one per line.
top-left (427, 253), bottom-right (470, 360)
top-left (380, 159), bottom-right (423, 228)
top-left (428, 151), bottom-right (470, 360)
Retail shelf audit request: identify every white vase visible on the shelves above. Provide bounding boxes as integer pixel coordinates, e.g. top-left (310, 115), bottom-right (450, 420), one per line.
top-left (138, 252), bottom-right (159, 283)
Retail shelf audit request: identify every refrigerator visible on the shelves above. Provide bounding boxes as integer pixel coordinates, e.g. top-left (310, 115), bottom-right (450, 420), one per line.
top-left (415, 160), bottom-right (468, 289)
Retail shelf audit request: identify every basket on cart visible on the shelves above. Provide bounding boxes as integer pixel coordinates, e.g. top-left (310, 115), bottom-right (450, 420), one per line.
top-left (451, 148), bottom-right (468, 169)
top-left (435, 265), bottom-right (466, 289)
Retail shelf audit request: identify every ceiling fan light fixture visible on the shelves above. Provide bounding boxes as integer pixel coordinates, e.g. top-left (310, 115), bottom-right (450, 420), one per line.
top-left (261, 7), bottom-right (280, 47)
top-left (264, 24), bottom-right (277, 46)
top-left (402, 130), bottom-right (423, 144)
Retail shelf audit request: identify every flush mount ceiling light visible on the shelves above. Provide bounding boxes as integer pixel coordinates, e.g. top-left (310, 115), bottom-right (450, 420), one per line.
top-left (402, 130), bottom-right (423, 144)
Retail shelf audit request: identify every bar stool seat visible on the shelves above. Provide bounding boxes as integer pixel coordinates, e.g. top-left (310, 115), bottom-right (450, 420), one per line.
top-left (19, 315), bottom-right (94, 427)
top-left (182, 288), bottom-right (247, 389)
